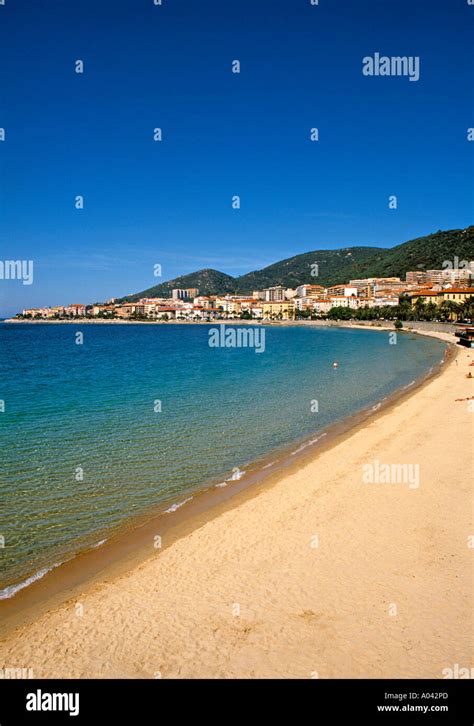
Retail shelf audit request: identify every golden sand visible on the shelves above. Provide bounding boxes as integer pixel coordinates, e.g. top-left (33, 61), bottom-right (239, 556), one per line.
top-left (1, 331), bottom-right (472, 678)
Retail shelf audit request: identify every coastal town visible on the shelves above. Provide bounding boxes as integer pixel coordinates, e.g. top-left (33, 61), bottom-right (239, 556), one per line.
top-left (16, 264), bottom-right (474, 323)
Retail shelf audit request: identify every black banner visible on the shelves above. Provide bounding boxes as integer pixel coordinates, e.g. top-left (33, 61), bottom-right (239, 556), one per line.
top-left (0, 679), bottom-right (472, 724)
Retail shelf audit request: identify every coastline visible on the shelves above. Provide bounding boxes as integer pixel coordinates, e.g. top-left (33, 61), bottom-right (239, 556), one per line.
top-left (2, 317), bottom-right (459, 342)
top-left (0, 329), bottom-right (472, 678)
top-left (0, 317), bottom-right (459, 332)
top-left (0, 325), bottom-right (448, 620)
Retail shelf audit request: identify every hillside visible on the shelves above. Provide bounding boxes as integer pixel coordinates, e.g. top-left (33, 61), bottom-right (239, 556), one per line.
top-left (122, 226), bottom-right (474, 300)
top-left (235, 227), bottom-right (474, 291)
top-left (120, 269), bottom-right (236, 302)
top-left (235, 247), bottom-right (384, 291)
top-left (350, 227), bottom-right (474, 280)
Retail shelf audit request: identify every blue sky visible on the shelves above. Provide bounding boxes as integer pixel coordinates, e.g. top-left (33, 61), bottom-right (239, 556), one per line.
top-left (0, 0), bottom-right (473, 316)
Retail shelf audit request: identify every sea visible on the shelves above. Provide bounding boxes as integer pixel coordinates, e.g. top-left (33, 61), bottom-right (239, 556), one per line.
top-left (0, 322), bottom-right (446, 597)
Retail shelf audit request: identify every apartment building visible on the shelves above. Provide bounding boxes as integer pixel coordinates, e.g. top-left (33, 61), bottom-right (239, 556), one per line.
top-left (439, 287), bottom-right (474, 303)
top-left (406, 271), bottom-right (429, 285)
top-left (262, 300), bottom-right (295, 319)
top-left (64, 304), bottom-right (86, 317)
top-left (264, 286), bottom-right (286, 302)
top-left (295, 284), bottom-right (326, 298)
top-left (172, 288), bottom-right (199, 300)
top-left (349, 277), bottom-right (401, 296)
top-left (92, 305), bottom-right (116, 316)
top-left (326, 284), bottom-right (358, 297)
top-left (22, 307), bottom-right (65, 318)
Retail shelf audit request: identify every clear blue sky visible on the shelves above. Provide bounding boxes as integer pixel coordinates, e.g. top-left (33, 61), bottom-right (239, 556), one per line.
top-left (0, 0), bottom-right (473, 316)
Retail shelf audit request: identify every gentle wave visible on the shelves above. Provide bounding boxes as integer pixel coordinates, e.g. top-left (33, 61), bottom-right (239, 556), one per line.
top-left (291, 433), bottom-right (327, 456)
top-left (165, 497), bottom-right (193, 514)
top-left (0, 562), bottom-right (62, 600)
top-left (91, 538), bottom-right (108, 549)
top-left (214, 469), bottom-right (247, 488)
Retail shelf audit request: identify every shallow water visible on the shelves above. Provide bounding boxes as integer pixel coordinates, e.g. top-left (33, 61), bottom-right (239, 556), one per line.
top-left (0, 323), bottom-right (445, 595)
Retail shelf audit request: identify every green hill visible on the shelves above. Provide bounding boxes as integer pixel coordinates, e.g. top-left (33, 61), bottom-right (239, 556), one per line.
top-left (235, 227), bottom-right (474, 291)
top-left (119, 269), bottom-right (236, 302)
top-left (350, 227), bottom-right (474, 280)
top-left (121, 226), bottom-right (474, 300)
top-left (235, 247), bottom-right (384, 291)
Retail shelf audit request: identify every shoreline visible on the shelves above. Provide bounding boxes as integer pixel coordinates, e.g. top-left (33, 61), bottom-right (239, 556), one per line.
top-left (1, 317), bottom-right (459, 332)
top-left (0, 329), bottom-right (471, 678)
top-left (0, 327), bottom-right (451, 631)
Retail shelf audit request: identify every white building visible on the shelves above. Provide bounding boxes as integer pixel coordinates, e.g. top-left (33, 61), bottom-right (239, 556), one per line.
top-left (264, 286), bottom-right (286, 302)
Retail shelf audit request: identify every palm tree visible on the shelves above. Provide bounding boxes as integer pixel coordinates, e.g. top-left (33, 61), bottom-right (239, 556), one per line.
top-left (425, 301), bottom-right (438, 321)
top-left (413, 297), bottom-right (427, 320)
top-left (459, 296), bottom-right (474, 322)
top-left (439, 300), bottom-right (460, 322)
top-left (398, 294), bottom-right (412, 321)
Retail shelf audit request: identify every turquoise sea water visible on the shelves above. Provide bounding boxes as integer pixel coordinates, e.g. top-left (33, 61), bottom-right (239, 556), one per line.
top-left (0, 323), bottom-right (446, 596)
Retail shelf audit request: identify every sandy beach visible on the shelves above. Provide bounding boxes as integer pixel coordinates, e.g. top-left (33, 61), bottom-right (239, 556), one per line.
top-left (0, 331), bottom-right (472, 679)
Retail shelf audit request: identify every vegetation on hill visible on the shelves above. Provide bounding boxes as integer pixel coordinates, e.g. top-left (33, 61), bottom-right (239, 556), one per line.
top-left (121, 226), bottom-right (474, 301)
top-left (235, 247), bottom-right (383, 291)
top-left (342, 227), bottom-right (474, 281)
top-left (119, 269), bottom-right (236, 302)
